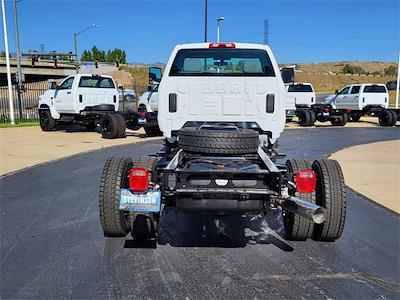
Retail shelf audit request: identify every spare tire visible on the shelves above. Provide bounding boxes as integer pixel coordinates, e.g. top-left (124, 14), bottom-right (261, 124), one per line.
top-left (178, 127), bottom-right (259, 154)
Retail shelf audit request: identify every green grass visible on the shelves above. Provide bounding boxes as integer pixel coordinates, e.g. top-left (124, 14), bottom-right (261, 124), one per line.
top-left (0, 120), bottom-right (39, 128)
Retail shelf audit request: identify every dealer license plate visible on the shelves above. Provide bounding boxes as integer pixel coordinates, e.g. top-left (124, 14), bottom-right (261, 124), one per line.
top-left (119, 189), bottom-right (161, 212)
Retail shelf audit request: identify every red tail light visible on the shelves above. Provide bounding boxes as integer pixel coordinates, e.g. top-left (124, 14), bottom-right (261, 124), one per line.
top-left (296, 169), bottom-right (316, 193)
top-left (129, 168), bottom-right (149, 191)
top-left (139, 112), bottom-right (146, 119)
top-left (209, 42), bottom-right (235, 48)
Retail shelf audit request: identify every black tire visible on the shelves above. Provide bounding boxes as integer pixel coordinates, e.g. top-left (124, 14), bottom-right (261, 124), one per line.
top-left (379, 110), bottom-right (396, 126)
top-left (99, 156), bottom-right (132, 237)
top-left (298, 110), bottom-right (313, 127)
top-left (39, 110), bottom-right (56, 131)
top-left (331, 112), bottom-right (348, 126)
top-left (349, 115), bottom-right (361, 122)
top-left (131, 155), bottom-right (159, 240)
top-left (144, 126), bottom-right (163, 137)
top-left (100, 114), bottom-right (120, 139)
top-left (312, 159), bottom-right (346, 241)
top-left (115, 114), bottom-right (126, 138)
top-left (391, 110), bottom-right (399, 122)
top-left (178, 127), bottom-right (259, 154)
top-left (309, 110), bottom-right (316, 125)
top-left (282, 159), bottom-right (316, 241)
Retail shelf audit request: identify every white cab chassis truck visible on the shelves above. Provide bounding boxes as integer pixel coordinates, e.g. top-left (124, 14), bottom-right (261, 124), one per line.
top-left (98, 43), bottom-right (346, 242)
top-left (297, 83), bottom-right (398, 127)
top-left (329, 84), bottom-right (398, 126)
top-left (38, 74), bottom-right (163, 139)
top-left (38, 74), bottom-right (126, 136)
top-left (284, 82), bottom-right (316, 122)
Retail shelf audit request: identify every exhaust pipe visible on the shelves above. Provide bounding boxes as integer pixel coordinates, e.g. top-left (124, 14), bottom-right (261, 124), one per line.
top-left (282, 196), bottom-right (326, 224)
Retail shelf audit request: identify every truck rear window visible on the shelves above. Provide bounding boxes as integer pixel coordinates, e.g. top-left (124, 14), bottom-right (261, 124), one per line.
top-left (363, 85), bottom-right (386, 93)
top-left (169, 49), bottom-right (275, 77)
top-left (78, 76), bottom-right (115, 88)
top-left (287, 84), bottom-right (313, 92)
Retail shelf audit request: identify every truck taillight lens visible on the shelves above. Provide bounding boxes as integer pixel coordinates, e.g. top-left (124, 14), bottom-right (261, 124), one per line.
top-left (129, 168), bottom-right (149, 191)
top-left (209, 42), bottom-right (235, 48)
top-left (296, 169), bottom-right (316, 194)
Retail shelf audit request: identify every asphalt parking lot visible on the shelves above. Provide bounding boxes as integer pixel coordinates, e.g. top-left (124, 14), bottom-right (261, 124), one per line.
top-left (0, 128), bottom-right (399, 299)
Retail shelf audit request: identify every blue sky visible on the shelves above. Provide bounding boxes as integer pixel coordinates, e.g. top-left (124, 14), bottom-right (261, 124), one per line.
top-left (1, 0), bottom-right (399, 64)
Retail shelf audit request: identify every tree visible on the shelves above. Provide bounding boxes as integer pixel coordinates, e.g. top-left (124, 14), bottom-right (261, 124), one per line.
top-left (80, 46), bottom-right (127, 63)
top-left (384, 65), bottom-right (397, 76)
top-left (341, 64), bottom-right (366, 75)
top-left (81, 49), bottom-right (92, 61)
top-left (0, 51), bottom-right (5, 57)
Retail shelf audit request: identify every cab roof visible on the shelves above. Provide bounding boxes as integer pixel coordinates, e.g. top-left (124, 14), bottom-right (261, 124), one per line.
top-left (174, 42), bottom-right (271, 51)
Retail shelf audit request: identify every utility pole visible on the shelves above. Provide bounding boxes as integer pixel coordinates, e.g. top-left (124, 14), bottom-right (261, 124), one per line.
top-left (1, 0), bottom-right (15, 124)
top-left (204, 0), bottom-right (208, 42)
top-left (13, 0), bottom-right (23, 119)
top-left (264, 19), bottom-right (269, 45)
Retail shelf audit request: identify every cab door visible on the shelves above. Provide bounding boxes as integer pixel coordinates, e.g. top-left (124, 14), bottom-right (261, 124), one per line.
top-left (348, 85), bottom-right (361, 110)
top-left (334, 86), bottom-right (350, 109)
top-left (54, 76), bottom-right (75, 112)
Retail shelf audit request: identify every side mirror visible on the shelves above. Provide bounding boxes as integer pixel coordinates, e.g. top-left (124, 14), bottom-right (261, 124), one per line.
top-left (335, 89), bottom-right (339, 95)
top-left (118, 84), bottom-right (125, 91)
top-left (49, 81), bottom-right (58, 90)
top-left (149, 67), bottom-right (162, 85)
top-left (281, 67), bottom-right (295, 84)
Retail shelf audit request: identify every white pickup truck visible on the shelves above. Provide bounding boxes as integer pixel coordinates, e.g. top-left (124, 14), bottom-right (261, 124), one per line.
top-left (98, 42), bottom-right (346, 243)
top-left (38, 74), bottom-right (121, 131)
top-left (285, 82), bottom-right (316, 107)
top-left (327, 83), bottom-right (397, 125)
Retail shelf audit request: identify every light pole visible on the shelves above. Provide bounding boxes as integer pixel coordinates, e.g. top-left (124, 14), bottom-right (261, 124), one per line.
top-left (217, 16), bottom-right (225, 42)
top-left (1, 0), bottom-right (15, 124)
top-left (204, 0), bottom-right (208, 42)
top-left (74, 24), bottom-right (99, 73)
top-left (395, 50), bottom-right (399, 109)
top-left (13, 0), bottom-right (23, 119)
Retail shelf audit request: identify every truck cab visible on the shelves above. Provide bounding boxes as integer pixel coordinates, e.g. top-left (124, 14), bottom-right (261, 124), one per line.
top-left (333, 84), bottom-right (389, 110)
top-left (157, 42), bottom-right (286, 144)
top-left (285, 82), bottom-right (316, 108)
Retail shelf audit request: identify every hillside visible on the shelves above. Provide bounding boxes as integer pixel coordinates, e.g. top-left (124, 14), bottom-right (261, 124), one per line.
top-left (119, 62), bottom-right (398, 105)
top-left (281, 61), bottom-right (397, 74)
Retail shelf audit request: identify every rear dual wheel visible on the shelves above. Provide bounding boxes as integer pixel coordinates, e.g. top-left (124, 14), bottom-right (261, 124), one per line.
top-left (298, 110), bottom-right (316, 127)
top-left (379, 110), bottom-right (397, 127)
top-left (100, 114), bottom-right (126, 139)
top-left (330, 112), bottom-right (348, 126)
top-left (99, 155), bottom-right (159, 239)
top-left (282, 158), bottom-right (346, 242)
top-left (283, 159), bottom-right (316, 241)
